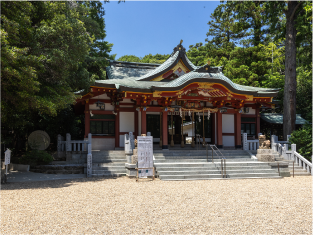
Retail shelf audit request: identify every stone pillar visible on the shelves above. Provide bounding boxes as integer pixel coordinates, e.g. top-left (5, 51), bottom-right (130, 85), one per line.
top-left (84, 101), bottom-right (90, 138)
top-left (141, 110), bottom-right (147, 135)
top-left (216, 111), bottom-right (223, 148)
top-left (235, 112), bottom-right (242, 149)
top-left (162, 111), bottom-right (168, 149)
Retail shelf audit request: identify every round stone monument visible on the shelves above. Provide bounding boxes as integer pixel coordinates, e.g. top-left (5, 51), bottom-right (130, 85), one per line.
top-left (28, 130), bottom-right (50, 150)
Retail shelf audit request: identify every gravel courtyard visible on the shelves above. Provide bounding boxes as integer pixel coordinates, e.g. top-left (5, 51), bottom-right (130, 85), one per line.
top-left (1, 176), bottom-right (312, 234)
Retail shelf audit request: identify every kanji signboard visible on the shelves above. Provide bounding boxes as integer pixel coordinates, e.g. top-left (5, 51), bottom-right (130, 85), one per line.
top-left (137, 136), bottom-right (153, 178)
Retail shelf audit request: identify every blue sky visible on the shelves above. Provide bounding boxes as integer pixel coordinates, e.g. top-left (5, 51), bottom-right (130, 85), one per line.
top-left (103, 1), bottom-right (221, 59)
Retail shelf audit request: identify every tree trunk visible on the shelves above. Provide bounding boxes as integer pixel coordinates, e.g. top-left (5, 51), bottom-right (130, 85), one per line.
top-left (283, 1), bottom-right (298, 140)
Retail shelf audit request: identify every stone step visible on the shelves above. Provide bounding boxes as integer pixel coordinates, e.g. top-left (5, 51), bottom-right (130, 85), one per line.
top-left (92, 159), bottom-right (127, 163)
top-left (84, 162), bottom-right (126, 167)
top-left (159, 172), bottom-right (280, 180)
top-left (154, 158), bottom-right (253, 163)
top-left (153, 150), bottom-right (248, 153)
top-left (160, 176), bottom-right (283, 181)
top-left (154, 155), bottom-right (251, 159)
top-left (92, 166), bottom-right (126, 171)
top-left (91, 173), bottom-right (126, 177)
top-left (289, 171), bottom-right (311, 176)
top-left (92, 170), bottom-right (126, 174)
top-left (157, 169), bottom-right (277, 175)
top-left (154, 162), bottom-right (269, 168)
top-left (156, 165), bottom-right (272, 171)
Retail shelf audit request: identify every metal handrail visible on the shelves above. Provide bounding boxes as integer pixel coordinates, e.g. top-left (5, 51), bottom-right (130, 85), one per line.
top-left (207, 144), bottom-right (227, 178)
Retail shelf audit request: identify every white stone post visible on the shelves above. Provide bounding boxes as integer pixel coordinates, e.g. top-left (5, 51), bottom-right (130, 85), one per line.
top-left (129, 132), bottom-right (135, 151)
top-left (291, 144), bottom-right (296, 161)
top-left (88, 133), bottom-right (92, 145)
top-left (66, 133), bottom-right (71, 151)
top-left (57, 135), bottom-right (62, 152)
top-left (283, 144), bottom-right (287, 159)
top-left (242, 133), bottom-right (248, 150)
top-left (124, 134), bottom-right (131, 154)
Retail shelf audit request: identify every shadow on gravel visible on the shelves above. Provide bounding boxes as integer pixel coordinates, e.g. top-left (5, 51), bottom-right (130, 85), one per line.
top-left (1, 176), bottom-right (123, 191)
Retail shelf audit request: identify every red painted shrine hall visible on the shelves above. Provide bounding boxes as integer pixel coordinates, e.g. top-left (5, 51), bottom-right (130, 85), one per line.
top-left (75, 43), bottom-right (279, 150)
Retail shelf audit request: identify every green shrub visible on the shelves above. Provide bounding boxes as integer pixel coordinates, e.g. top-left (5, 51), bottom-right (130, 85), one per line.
top-left (288, 123), bottom-right (312, 162)
top-left (19, 149), bottom-right (54, 166)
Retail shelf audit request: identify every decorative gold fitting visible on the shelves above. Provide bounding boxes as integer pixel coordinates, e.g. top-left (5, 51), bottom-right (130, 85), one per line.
top-left (205, 67), bottom-right (208, 70)
top-left (86, 99), bottom-right (89, 103)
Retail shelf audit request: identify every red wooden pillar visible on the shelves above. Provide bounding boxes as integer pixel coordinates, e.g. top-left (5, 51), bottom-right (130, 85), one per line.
top-left (84, 101), bottom-right (90, 138)
top-left (216, 111), bottom-right (223, 148)
top-left (115, 110), bottom-right (119, 148)
top-left (256, 106), bottom-right (260, 137)
top-left (235, 112), bottom-right (242, 148)
top-left (211, 112), bottom-right (215, 144)
top-left (162, 111), bottom-right (168, 149)
top-left (141, 110), bottom-right (147, 135)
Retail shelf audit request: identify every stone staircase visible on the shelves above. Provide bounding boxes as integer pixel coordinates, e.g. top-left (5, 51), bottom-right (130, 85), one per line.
top-left (154, 150), bottom-right (282, 180)
top-left (282, 160), bottom-right (311, 176)
top-left (84, 150), bottom-right (127, 177)
top-left (270, 150), bottom-right (311, 176)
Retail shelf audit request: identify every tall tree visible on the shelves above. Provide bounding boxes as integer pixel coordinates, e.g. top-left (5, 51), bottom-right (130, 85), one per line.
top-left (206, 3), bottom-right (246, 48)
top-left (265, 1), bottom-right (312, 140)
top-left (223, 0), bottom-right (308, 139)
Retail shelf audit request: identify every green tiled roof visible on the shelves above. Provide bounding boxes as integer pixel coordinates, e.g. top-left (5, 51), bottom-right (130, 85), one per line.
top-left (88, 43), bottom-right (280, 97)
top-left (260, 113), bottom-right (308, 125)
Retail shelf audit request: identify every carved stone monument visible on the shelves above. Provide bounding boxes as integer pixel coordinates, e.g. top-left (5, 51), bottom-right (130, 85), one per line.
top-left (256, 135), bottom-right (278, 162)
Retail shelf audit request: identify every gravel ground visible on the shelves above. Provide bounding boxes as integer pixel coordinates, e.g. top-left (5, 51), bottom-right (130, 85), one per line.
top-left (1, 176), bottom-right (312, 234)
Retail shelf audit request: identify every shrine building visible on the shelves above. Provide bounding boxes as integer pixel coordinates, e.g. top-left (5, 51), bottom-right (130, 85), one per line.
top-left (75, 43), bottom-right (279, 150)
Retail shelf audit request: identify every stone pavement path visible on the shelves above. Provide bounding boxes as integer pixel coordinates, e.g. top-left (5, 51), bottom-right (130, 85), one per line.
top-left (4, 170), bottom-right (85, 183)
top-left (1, 176), bottom-right (312, 234)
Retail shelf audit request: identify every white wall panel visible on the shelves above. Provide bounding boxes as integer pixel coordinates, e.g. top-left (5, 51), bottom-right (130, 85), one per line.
top-left (222, 114), bottom-right (234, 133)
top-left (222, 136), bottom-right (235, 147)
top-left (120, 112), bottom-right (134, 132)
top-left (246, 108), bottom-right (255, 115)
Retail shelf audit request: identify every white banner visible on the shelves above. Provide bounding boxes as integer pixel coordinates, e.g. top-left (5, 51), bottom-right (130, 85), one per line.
top-left (4, 149), bottom-right (11, 165)
top-left (137, 136), bottom-right (153, 178)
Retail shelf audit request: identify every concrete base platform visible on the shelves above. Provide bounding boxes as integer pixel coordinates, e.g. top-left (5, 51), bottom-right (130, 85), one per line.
top-left (4, 171), bottom-right (86, 183)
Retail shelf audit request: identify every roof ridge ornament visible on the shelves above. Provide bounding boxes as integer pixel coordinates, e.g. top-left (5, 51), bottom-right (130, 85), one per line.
top-left (195, 64), bottom-right (223, 73)
top-left (173, 41), bottom-right (186, 53)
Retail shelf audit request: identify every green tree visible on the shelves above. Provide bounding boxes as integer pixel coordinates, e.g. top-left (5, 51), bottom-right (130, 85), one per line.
top-left (117, 55), bottom-right (142, 63)
top-left (116, 54), bottom-right (170, 64)
top-left (264, 1), bottom-right (312, 140)
top-left (206, 3), bottom-right (246, 48)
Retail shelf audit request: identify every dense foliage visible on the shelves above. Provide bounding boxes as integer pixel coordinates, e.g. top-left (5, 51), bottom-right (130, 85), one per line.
top-left (289, 124), bottom-right (312, 162)
top-left (1, 1), bottom-right (113, 157)
top-left (19, 149), bottom-right (54, 167)
top-left (117, 54), bottom-right (170, 64)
